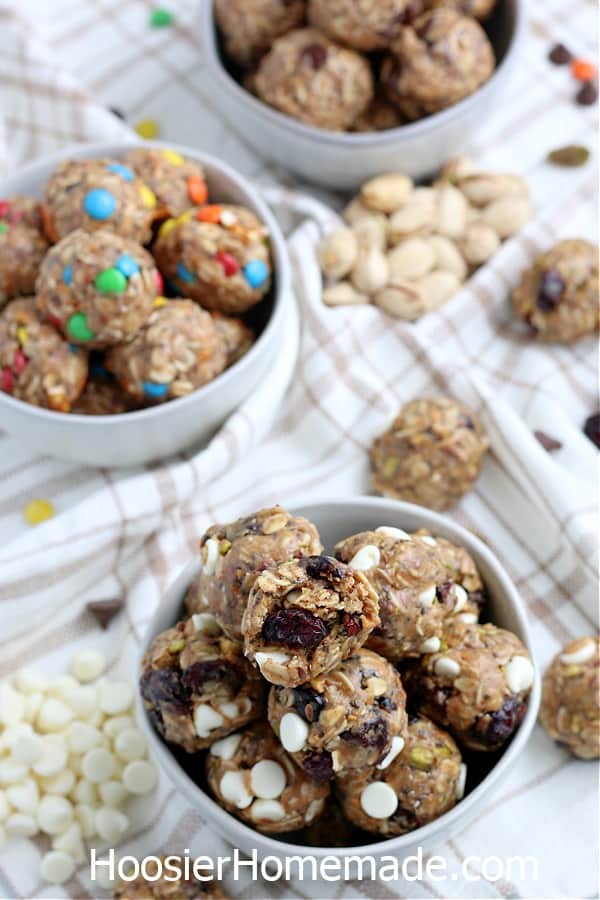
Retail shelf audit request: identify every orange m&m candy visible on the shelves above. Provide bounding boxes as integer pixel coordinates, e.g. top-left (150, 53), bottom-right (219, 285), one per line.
top-left (196, 205), bottom-right (223, 224)
top-left (188, 176), bottom-right (208, 205)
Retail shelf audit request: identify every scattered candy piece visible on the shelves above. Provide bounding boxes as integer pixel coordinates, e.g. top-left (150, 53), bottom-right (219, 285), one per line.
top-left (583, 412), bottom-right (600, 448)
top-left (187, 176), bottom-right (208, 205)
top-left (153, 296), bottom-right (168, 308)
top-left (161, 149), bottom-right (184, 165)
top-left (176, 260), bottom-right (195, 283)
top-left (106, 162), bottom-right (134, 182)
top-left (83, 188), bottom-right (117, 221)
top-left (571, 59), bottom-right (596, 82)
top-left (94, 267), bottom-right (128, 294)
top-left (139, 184), bottom-right (157, 209)
top-left (135, 119), bottom-right (159, 140)
top-left (534, 430), bottom-right (562, 452)
top-left (67, 312), bottom-right (95, 342)
top-left (244, 259), bottom-right (269, 288)
top-left (197, 204), bottom-right (223, 224)
top-left (549, 43), bottom-right (572, 65)
top-left (143, 381), bottom-right (169, 398)
top-left (86, 598), bottom-right (123, 629)
top-left (23, 499), bottom-right (55, 526)
top-left (2, 367), bottom-right (14, 392)
top-left (216, 251), bottom-right (239, 276)
top-left (150, 7), bottom-right (174, 27)
top-left (63, 265), bottom-right (72, 286)
top-left (115, 253), bottom-right (140, 278)
top-left (0, 223), bottom-right (8, 234)
top-left (576, 81), bottom-right (598, 105)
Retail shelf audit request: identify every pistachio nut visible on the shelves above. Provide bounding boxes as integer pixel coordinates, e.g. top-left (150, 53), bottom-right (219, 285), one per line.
top-left (361, 173), bottom-right (413, 214)
top-left (353, 215), bottom-right (388, 252)
top-left (374, 281), bottom-right (427, 321)
top-left (439, 155), bottom-right (478, 184)
top-left (387, 237), bottom-right (435, 282)
top-left (388, 190), bottom-right (437, 243)
top-left (317, 227), bottom-right (358, 279)
top-left (322, 282), bottom-right (370, 307)
top-left (459, 223), bottom-right (501, 265)
top-left (459, 173), bottom-right (529, 207)
top-left (417, 269), bottom-right (461, 310)
top-left (480, 195), bottom-right (533, 239)
top-left (351, 246), bottom-right (390, 294)
top-left (425, 235), bottom-right (468, 281)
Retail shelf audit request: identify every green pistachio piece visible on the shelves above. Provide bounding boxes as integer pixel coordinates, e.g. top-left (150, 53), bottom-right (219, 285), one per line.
top-left (168, 639), bottom-right (185, 654)
top-left (410, 746), bottom-right (435, 770)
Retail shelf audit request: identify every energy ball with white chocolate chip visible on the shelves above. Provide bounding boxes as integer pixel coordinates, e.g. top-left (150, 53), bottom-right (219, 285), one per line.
top-left (43, 158), bottom-right (156, 244)
top-left (382, 9), bottom-right (495, 120)
top-left (0, 297), bottom-right (87, 412)
top-left (124, 147), bottom-right (209, 220)
top-left (186, 507), bottom-right (323, 642)
top-left (0, 196), bottom-right (50, 309)
top-left (511, 240), bottom-right (599, 344)
top-left (242, 555), bottom-right (380, 687)
top-left (413, 529), bottom-right (486, 619)
top-left (337, 715), bottom-right (463, 836)
top-left (206, 721), bottom-right (329, 833)
top-left (215, 0), bottom-right (307, 67)
top-left (370, 397), bottom-right (489, 511)
top-left (139, 617), bottom-right (264, 754)
top-left (36, 228), bottom-right (159, 349)
top-left (254, 28), bottom-right (374, 131)
top-left (404, 621), bottom-right (534, 751)
top-left (153, 205), bottom-right (272, 316)
top-left (268, 649), bottom-right (408, 782)
top-left (113, 859), bottom-right (227, 899)
top-left (105, 300), bottom-right (227, 405)
top-left (211, 311), bottom-right (255, 367)
top-left (307, 0), bottom-right (423, 52)
top-left (540, 636), bottom-right (599, 759)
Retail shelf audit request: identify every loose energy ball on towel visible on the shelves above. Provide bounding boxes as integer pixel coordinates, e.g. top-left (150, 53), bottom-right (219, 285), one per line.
top-left (215, 0), bottom-right (307, 66)
top-left (511, 240), bottom-right (599, 343)
top-left (404, 621), bottom-right (534, 751)
top-left (124, 147), bottom-right (209, 220)
top-left (0, 297), bottom-right (87, 412)
top-left (0, 196), bottom-right (50, 308)
top-left (268, 649), bottom-right (408, 782)
top-left (36, 228), bottom-right (159, 349)
top-left (206, 721), bottom-right (329, 833)
top-left (186, 507), bottom-right (323, 641)
top-left (412, 529), bottom-right (486, 618)
top-left (540, 636), bottom-right (599, 759)
top-left (242, 555), bottom-right (380, 687)
top-left (105, 300), bottom-right (227, 404)
top-left (153, 205), bottom-right (272, 315)
top-left (43, 158), bottom-right (156, 243)
top-left (253, 28), bottom-right (374, 131)
top-left (211, 311), bottom-right (255, 367)
top-left (427, 0), bottom-right (497, 19)
top-left (308, 0), bottom-right (423, 51)
top-left (370, 396), bottom-right (489, 511)
top-left (113, 859), bottom-right (227, 899)
top-left (337, 715), bottom-right (463, 835)
top-left (382, 9), bottom-right (495, 120)
top-left (139, 616), bottom-right (264, 753)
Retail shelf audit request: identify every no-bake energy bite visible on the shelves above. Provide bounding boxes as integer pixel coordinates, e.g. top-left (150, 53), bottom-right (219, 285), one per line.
top-left (370, 397), bottom-right (489, 511)
top-left (268, 649), bottom-right (408, 781)
top-left (124, 147), bottom-right (209, 220)
top-left (0, 196), bottom-right (50, 308)
top-left (337, 715), bottom-right (464, 835)
top-left (413, 529), bottom-right (486, 618)
top-left (140, 616), bottom-right (264, 754)
top-left (540, 636), bottom-right (599, 759)
top-left (511, 239), bottom-right (599, 343)
top-left (206, 721), bottom-right (329, 832)
top-left (210, 311), bottom-right (255, 367)
top-left (113, 862), bottom-right (226, 899)
top-left (242, 555), bottom-right (380, 687)
top-left (215, 0), bottom-right (307, 67)
top-left (307, 0), bottom-right (423, 52)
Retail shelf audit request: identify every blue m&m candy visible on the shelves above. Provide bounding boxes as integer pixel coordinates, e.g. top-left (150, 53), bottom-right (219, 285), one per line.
top-left (63, 265), bottom-right (72, 286)
top-left (243, 259), bottom-right (268, 289)
top-left (106, 162), bottom-right (134, 182)
top-left (143, 381), bottom-right (169, 398)
top-left (83, 188), bottom-right (117, 221)
top-left (115, 253), bottom-right (140, 278)
top-left (176, 261), bottom-right (196, 283)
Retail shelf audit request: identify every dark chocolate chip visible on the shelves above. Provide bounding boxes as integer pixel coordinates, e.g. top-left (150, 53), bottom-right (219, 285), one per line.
top-left (583, 412), bottom-right (600, 448)
top-left (576, 81), bottom-right (598, 106)
top-left (86, 598), bottom-right (123, 629)
top-left (534, 430), bottom-right (563, 452)
top-left (109, 106), bottom-right (126, 120)
top-left (548, 43), bottom-right (572, 65)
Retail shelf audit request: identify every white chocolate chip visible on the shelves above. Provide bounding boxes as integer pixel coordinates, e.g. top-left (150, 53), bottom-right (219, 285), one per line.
top-left (348, 545), bottom-right (381, 571)
top-left (456, 763), bottom-right (467, 800)
top-left (114, 728), bottom-right (146, 762)
top-left (40, 769), bottom-right (75, 797)
top-left (68, 721), bottom-right (102, 755)
top-left (62, 685), bottom-right (98, 719)
top-left (40, 850), bottom-right (76, 885)
top-left (377, 736), bottom-right (405, 770)
top-left (456, 612), bottom-right (477, 624)
top-left (279, 712), bottom-right (309, 753)
top-left (220, 770), bottom-right (253, 809)
top-left (75, 803), bottom-right (96, 839)
top-left (434, 657), bottom-right (461, 678)
top-left (255, 651), bottom-right (290, 672)
top-left (95, 807), bottom-right (129, 842)
top-left (504, 656), bottom-right (534, 693)
top-left (6, 779), bottom-right (39, 816)
top-left (37, 698), bottom-right (74, 733)
top-left (193, 704), bottom-right (225, 738)
top-left (0, 760), bottom-right (28, 784)
top-left (451, 584), bottom-right (469, 613)
top-left (251, 799), bottom-right (286, 823)
top-left (22, 692), bottom-right (44, 724)
top-left (192, 613), bottom-right (221, 635)
top-left (102, 715), bottom-right (133, 738)
top-left (418, 586), bottom-right (437, 607)
top-left (218, 702), bottom-right (239, 720)
top-left (98, 680), bottom-right (133, 716)
top-left (420, 637), bottom-right (441, 654)
top-left (561, 640), bottom-right (595, 665)
top-left (37, 795), bottom-right (74, 835)
top-left (376, 526), bottom-right (410, 540)
top-left (11, 732), bottom-right (44, 765)
top-left (202, 538), bottom-right (220, 576)
top-left (81, 747), bottom-right (116, 783)
top-left (50, 675), bottom-right (80, 697)
top-left (420, 535), bottom-right (437, 547)
top-left (99, 780), bottom-right (128, 808)
top-left (122, 760), bottom-right (157, 795)
top-left (210, 734), bottom-right (241, 761)
top-left (306, 798), bottom-right (324, 822)
top-left (250, 760), bottom-right (286, 800)
top-left (72, 779), bottom-right (97, 806)
top-left (360, 782), bottom-right (398, 819)
top-left (0, 684), bottom-right (25, 726)
top-left (70, 650), bottom-right (106, 684)
top-left (14, 669), bottom-right (48, 694)
top-left (52, 822), bottom-right (85, 863)
top-left (0, 792), bottom-right (9, 821)
top-left (5, 812), bottom-right (37, 837)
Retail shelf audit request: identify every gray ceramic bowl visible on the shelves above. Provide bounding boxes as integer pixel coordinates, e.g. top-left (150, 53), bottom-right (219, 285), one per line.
top-left (0, 141), bottom-right (291, 467)
top-left (199, 0), bottom-right (525, 190)
top-left (137, 496), bottom-right (540, 864)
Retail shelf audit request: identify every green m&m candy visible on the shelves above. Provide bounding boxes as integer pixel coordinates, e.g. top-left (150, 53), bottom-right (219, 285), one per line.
top-left (67, 312), bottom-right (95, 342)
top-left (95, 267), bottom-right (128, 294)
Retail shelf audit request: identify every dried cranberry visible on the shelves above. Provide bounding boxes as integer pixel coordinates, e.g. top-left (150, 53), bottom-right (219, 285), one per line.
top-left (292, 686), bottom-right (325, 723)
top-left (262, 608), bottom-right (328, 650)
top-left (549, 43), bottom-right (572, 65)
top-left (436, 582), bottom-right (454, 605)
top-left (576, 81), bottom-right (598, 106)
top-left (583, 412), bottom-right (600, 448)
top-left (302, 555), bottom-right (346, 582)
top-left (341, 718), bottom-right (388, 754)
top-left (301, 44), bottom-right (327, 70)
top-left (342, 613), bottom-right (361, 636)
top-left (181, 660), bottom-right (242, 696)
top-left (534, 430), bottom-right (562, 452)
top-left (303, 752), bottom-right (334, 783)
top-left (536, 270), bottom-right (565, 310)
top-left (140, 668), bottom-right (188, 714)
top-left (476, 697), bottom-right (526, 747)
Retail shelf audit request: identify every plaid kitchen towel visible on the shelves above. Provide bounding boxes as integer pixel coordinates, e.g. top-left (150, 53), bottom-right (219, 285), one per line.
top-left (0, 1), bottom-right (598, 898)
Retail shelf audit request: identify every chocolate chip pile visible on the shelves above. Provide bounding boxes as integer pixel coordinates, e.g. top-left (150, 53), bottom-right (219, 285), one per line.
top-left (0, 149), bottom-right (272, 415)
top-left (140, 505), bottom-right (535, 843)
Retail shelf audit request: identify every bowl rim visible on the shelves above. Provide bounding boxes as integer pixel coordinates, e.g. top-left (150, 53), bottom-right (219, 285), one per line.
top-left (137, 495), bottom-right (541, 860)
top-left (0, 139), bottom-right (290, 426)
top-left (199, 0), bottom-right (526, 148)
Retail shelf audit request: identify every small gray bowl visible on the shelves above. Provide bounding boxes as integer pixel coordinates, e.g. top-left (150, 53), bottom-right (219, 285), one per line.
top-left (199, 0), bottom-right (525, 190)
top-left (137, 496), bottom-right (540, 864)
top-left (0, 141), bottom-right (291, 468)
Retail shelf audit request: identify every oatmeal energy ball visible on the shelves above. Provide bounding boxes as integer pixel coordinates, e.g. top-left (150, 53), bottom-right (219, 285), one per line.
top-left (254, 28), bottom-right (374, 131)
top-left (371, 396), bottom-right (489, 511)
top-left (106, 300), bottom-right (227, 404)
top-left (268, 649), bottom-right (408, 781)
top-left (382, 9), bottom-right (495, 120)
top-left (140, 616), bottom-right (263, 754)
top-left (206, 721), bottom-right (329, 833)
top-left (186, 506), bottom-right (322, 641)
top-left (0, 298), bottom-right (87, 412)
top-left (215, 0), bottom-right (307, 66)
top-left (308, 0), bottom-right (422, 51)
top-left (113, 860), bottom-right (226, 899)
top-left (36, 228), bottom-right (159, 349)
top-left (211, 311), bottom-right (255, 367)
top-left (511, 239), bottom-right (599, 343)
top-left (0, 196), bottom-right (50, 308)
top-left (413, 529), bottom-right (486, 616)
top-left (124, 147), bottom-right (209, 221)
top-left (242, 555), bottom-right (380, 687)
top-left (153, 205), bottom-right (272, 315)
top-left (540, 636), bottom-right (599, 759)
top-left (405, 621), bottom-right (534, 751)
top-left (337, 715), bottom-right (464, 835)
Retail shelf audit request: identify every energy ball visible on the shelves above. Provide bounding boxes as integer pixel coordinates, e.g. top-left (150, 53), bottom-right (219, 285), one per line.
top-left (370, 397), bottom-right (489, 511)
top-left (337, 715), bottom-right (464, 836)
top-left (335, 528), bottom-right (477, 660)
top-left (0, 196), bottom-right (50, 308)
top-left (186, 507), bottom-right (323, 641)
top-left (268, 649), bottom-right (408, 782)
top-left (215, 0), bottom-right (307, 67)
top-left (43, 158), bottom-right (156, 244)
top-left (124, 147), bottom-right (209, 220)
top-left (153, 205), bottom-right (272, 315)
top-left (113, 859), bottom-right (226, 899)
top-left (211, 311), bottom-right (255, 367)
top-left (382, 9), bottom-right (495, 120)
top-left (308, 0), bottom-right (422, 51)
top-left (511, 240), bottom-right (599, 343)
top-left (0, 297), bottom-right (87, 412)
top-left (72, 373), bottom-right (132, 416)
top-left (36, 228), bottom-right (159, 349)
top-left (242, 555), bottom-right (380, 687)
top-left (352, 93), bottom-right (405, 132)
top-left (140, 616), bottom-right (264, 754)
top-left (540, 636), bottom-right (599, 759)
top-left (413, 529), bottom-right (486, 618)
top-left (300, 797), bottom-right (360, 847)
top-left (105, 300), bottom-right (227, 405)
top-left (254, 28), bottom-right (374, 131)
top-left (206, 721), bottom-right (329, 833)
top-left (427, 0), bottom-right (497, 19)
top-left (405, 621), bottom-right (534, 751)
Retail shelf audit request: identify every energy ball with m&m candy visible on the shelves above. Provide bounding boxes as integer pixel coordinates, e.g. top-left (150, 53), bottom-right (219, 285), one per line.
top-left (540, 636), bottom-right (599, 759)
top-left (153, 204), bottom-right (272, 315)
top-left (0, 298), bottom-right (87, 412)
top-left (124, 147), bottom-right (209, 219)
top-left (36, 228), bottom-right (159, 349)
top-left (206, 721), bottom-right (329, 833)
top-left (308, 0), bottom-right (423, 52)
top-left (0, 196), bottom-right (50, 308)
top-left (215, 0), bottom-right (307, 67)
top-left (105, 300), bottom-right (227, 405)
